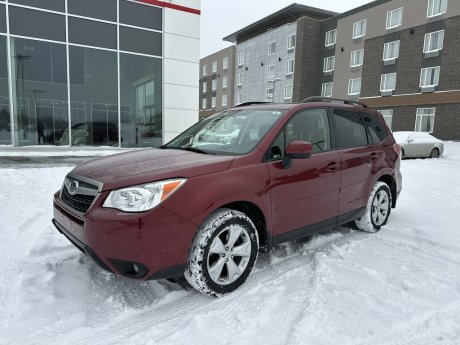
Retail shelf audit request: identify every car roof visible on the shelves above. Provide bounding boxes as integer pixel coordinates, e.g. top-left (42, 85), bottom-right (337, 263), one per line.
top-left (232, 102), bottom-right (370, 112)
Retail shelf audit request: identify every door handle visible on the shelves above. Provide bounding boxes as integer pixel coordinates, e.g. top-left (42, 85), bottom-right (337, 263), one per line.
top-left (370, 152), bottom-right (379, 162)
top-left (326, 162), bottom-right (340, 172)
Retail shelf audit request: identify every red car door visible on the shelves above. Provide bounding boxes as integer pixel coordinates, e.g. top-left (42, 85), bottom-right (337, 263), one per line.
top-left (332, 108), bottom-right (380, 216)
top-left (267, 108), bottom-right (342, 239)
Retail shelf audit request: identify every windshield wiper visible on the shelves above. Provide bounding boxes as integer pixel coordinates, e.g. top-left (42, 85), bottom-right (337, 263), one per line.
top-left (181, 147), bottom-right (213, 154)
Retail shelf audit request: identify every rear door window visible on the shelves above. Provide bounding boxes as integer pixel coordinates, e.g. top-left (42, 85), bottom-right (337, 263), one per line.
top-left (333, 109), bottom-right (368, 149)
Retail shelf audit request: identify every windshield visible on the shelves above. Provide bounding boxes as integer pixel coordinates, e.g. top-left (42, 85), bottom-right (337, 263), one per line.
top-left (164, 109), bottom-right (286, 155)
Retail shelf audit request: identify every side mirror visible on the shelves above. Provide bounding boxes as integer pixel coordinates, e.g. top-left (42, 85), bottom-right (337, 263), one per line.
top-left (283, 140), bottom-right (313, 168)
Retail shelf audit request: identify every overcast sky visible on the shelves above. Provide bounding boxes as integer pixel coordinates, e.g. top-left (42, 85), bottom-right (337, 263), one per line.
top-left (200, 0), bottom-right (375, 57)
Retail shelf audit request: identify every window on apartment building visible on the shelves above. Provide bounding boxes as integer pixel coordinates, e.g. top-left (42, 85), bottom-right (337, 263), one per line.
top-left (222, 75), bottom-right (228, 88)
top-left (323, 56), bottom-right (335, 72)
top-left (380, 73), bottom-right (397, 91)
top-left (202, 81), bottom-right (207, 93)
top-left (237, 72), bottom-right (243, 86)
top-left (267, 64), bottom-right (275, 79)
top-left (223, 56), bottom-right (229, 70)
top-left (287, 34), bottom-right (296, 50)
top-left (237, 93), bottom-right (244, 104)
top-left (350, 49), bottom-right (364, 67)
top-left (202, 65), bottom-right (207, 76)
top-left (383, 40), bottom-right (400, 60)
top-left (222, 94), bottom-right (227, 107)
top-left (268, 41), bottom-right (276, 55)
top-left (379, 109), bottom-right (393, 130)
top-left (321, 82), bottom-right (333, 97)
top-left (325, 29), bottom-right (337, 46)
top-left (420, 66), bottom-right (440, 87)
top-left (427, 0), bottom-right (448, 17)
top-left (386, 8), bottom-right (403, 29)
top-left (353, 19), bottom-right (367, 38)
top-left (212, 61), bottom-right (217, 73)
top-left (211, 96), bottom-right (216, 108)
top-left (212, 79), bottom-right (217, 90)
top-left (284, 84), bottom-right (293, 100)
top-left (423, 30), bottom-right (444, 53)
top-left (237, 52), bottom-right (244, 66)
top-left (415, 107), bottom-right (436, 132)
top-left (348, 78), bottom-right (362, 95)
top-left (202, 98), bottom-right (207, 109)
top-left (286, 59), bottom-right (295, 75)
top-left (266, 87), bottom-right (274, 101)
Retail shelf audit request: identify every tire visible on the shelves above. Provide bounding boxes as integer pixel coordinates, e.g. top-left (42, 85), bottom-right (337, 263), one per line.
top-left (401, 148), bottom-right (405, 159)
top-left (185, 208), bottom-right (259, 296)
top-left (355, 182), bottom-right (392, 233)
top-left (429, 148), bottom-right (440, 158)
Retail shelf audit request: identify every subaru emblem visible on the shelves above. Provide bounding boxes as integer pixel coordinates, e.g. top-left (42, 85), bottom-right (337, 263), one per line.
top-left (68, 181), bottom-right (79, 195)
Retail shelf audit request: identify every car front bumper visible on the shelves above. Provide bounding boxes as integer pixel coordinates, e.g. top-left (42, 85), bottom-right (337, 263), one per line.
top-left (52, 192), bottom-right (197, 280)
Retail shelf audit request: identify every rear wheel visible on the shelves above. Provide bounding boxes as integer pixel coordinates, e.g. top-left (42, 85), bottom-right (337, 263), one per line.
top-left (355, 182), bottom-right (392, 233)
top-left (185, 208), bottom-right (259, 296)
top-left (429, 148), bottom-right (440, 158)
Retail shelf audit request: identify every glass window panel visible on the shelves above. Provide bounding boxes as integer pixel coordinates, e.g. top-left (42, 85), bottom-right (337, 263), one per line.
top-left (119, 0), bottom-right (162, 31)
top-left (0, 4), bottom-right (6, 33)
top-left (68, 17), bottom-right (117, 50)
top-left (69, 46), bottom-right (118, 147)
top-left (119, 26), bottom-right (162, 56)
top-left (383, 40), bottom-right (400, 60)
top-left (120, 53), bottom-right (162, 148)
top-left (0, 36), bottom-right (11, 144)
top-left (333, 109), bottom-right (368, 148)
top-left (10, 0), bottom-right (65, 12)
top-left (68, 0), bottom-right (116, 22)
top-left (9, 7), bottom-right (65, 42)
top-left (10, 38), bottom-right (68, 146)
top-left (325, 29), bottom-right (336, 46)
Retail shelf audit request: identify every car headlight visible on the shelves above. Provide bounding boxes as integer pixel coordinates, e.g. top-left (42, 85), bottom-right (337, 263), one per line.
top-left (103, 179), bottom-right (186, 212)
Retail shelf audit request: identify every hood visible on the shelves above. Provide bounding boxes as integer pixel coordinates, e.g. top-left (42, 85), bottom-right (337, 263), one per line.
top-left (72, 148), bottom-right (234, 191)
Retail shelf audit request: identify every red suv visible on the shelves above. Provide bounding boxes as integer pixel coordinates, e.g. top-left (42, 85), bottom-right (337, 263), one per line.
top-left (53, 98), bottom-right (402, 296)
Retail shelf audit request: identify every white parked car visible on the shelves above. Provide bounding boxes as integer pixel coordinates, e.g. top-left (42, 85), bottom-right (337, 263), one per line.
top-left (393, 131), bottom-right (444, 159)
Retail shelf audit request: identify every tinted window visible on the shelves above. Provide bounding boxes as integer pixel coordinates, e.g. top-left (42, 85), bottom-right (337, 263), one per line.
top-left (361, 112), bottom-right (388, 143)
top-left (68, 17), bottom-right (117, 49)
top-left (68, 0), bottom-right (117, 22)
top-left (9, 7), bottom-right (65, 42)
top-left (286, 109), bottom-right (331, 153)
top-left (333, 109), bottom-right (368, 149)
top-left (119, 1), bottom-right (162, 31)
top-left (268, 108), bottom-right (331, 160)
top-left (0, 4), bottom-right (6, 33)
top-left (119, 27), bottom-right (162, 56)
top-left (10, 0), bottom-right (65, 12)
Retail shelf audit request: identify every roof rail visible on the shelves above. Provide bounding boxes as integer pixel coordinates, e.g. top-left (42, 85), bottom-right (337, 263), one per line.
top-left (301, 96), bottom-right (368, 108)
top-left (234, 101), bottom-right (272, 107)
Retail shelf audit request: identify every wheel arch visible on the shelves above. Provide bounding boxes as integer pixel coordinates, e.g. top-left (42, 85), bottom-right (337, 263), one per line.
top-left (379, 174), bottom-right (397, 208)
top-left (219, 201), bottom-right (269, 253)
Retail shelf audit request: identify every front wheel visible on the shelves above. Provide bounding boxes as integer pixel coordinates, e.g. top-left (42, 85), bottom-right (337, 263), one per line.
top-left (185, 208), bottom-right (259, 296)
top-left (355, 182), bottom-right (392, 233)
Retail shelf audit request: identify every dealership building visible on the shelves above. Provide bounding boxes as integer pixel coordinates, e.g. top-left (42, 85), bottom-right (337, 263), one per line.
top-left (0, 0), bottom-right (200, 148)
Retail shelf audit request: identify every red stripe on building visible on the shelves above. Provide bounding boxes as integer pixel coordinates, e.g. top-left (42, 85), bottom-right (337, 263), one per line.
top-left (138, 0), bottom-right (201, 15)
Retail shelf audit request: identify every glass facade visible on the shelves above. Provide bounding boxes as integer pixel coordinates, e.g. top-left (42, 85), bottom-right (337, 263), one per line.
top-left (2, 0), bottom-right (163, 147)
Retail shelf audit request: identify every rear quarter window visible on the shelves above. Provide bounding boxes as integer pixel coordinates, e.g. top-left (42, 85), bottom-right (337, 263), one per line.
top-left (361, 112), bottom-right (388, 144)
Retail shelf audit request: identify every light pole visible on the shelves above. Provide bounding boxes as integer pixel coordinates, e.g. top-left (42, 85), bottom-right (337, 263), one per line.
top-left (267, 78), bottom-right (281, 103)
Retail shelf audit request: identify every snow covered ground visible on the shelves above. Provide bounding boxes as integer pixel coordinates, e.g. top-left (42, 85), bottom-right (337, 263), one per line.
top-left (1, 143), bottom-right (460, 345)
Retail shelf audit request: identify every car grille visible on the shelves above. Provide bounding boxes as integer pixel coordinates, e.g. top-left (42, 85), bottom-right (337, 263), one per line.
top-left (61, 176), bottom-right (99, 213)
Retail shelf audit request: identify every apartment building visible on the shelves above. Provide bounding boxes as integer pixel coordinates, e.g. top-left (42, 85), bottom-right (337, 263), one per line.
top-left (200, 0), bottom-right (459, 140)
top-left (223, 4), bottom-right (336, 106)
top-left (199, 45), bottom-right (235, 119)
top-left (318, 0), bottom-right (460, 140)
